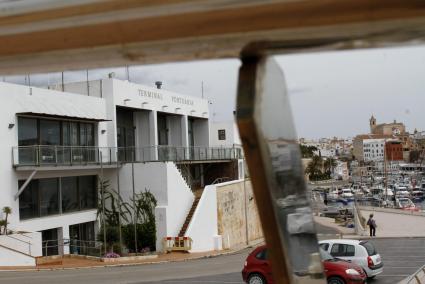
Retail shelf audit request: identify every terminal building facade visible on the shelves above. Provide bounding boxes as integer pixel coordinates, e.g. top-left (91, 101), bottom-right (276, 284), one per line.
top-left (2, 78), bottom-right (243, 258)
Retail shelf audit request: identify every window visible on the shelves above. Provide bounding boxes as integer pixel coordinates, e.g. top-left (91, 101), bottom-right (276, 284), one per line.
top-left (319, 243), bottom-right (329, 251)
top-left (61, 177), bottom-right (79, 213)
top-left (360, 241), bottom-right (377, 256)
top-left (79, 176), bottom-right (97, 210)
top-left (39, 119), bottom-right (61, 145)
top-left (19, 176), bottom-right (97, 220)
top-left (18, 180), bottom-right (39, 220)
top-left (39, 178), bottom-right (59, 217)
top-left (18, 116), bottom-right (95, 147)
top-left (256, 248), bottom-right (268, 260)
top-left (218, 129), bottom-right (226, 140)
top-left (18, 117), bottom-right (38, 146)
top-left (330, 243), bottom-right (355, 257)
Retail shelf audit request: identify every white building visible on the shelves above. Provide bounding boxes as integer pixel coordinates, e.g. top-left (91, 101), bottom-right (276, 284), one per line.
top-left (333, 161), bottom-right (349, 181)
top-left (209, 121), bottom-right (241, 147)
top-left (363, 138), bottom-right (385, 162)
top-left (0, 78), bottom-right (243, 264)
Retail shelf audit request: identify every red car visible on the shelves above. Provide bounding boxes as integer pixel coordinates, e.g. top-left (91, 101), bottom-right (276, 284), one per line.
top-left (242, 245), bottom-right (367, 284)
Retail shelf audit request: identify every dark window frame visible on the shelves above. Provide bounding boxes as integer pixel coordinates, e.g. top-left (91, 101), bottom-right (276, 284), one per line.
top-left (218, 129), bottom-right (226, 140)
top-left (19, 175), bottom-right (98, 220)
top-left (18, 116), bottom-right (95, 147)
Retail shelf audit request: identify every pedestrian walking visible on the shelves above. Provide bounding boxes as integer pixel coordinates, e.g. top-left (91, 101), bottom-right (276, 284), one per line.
top-left (367, 214), bottom-right (377, 237)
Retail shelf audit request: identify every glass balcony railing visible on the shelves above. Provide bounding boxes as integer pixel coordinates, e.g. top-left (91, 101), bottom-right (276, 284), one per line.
top-left (12, 145), bottom-right (244, 167)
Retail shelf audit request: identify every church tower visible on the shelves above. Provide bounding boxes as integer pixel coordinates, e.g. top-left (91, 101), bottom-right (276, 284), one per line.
top-left (369, 115), bottom-right (376, 133)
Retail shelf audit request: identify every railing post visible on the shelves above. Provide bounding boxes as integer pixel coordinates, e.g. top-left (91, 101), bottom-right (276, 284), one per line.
top-left (109, 148), bottom-right (112, 165)
top-left (70, 146), bottom-right (73, 166)
top-left (55, 146), bottom-right (58, 166)
top-left (37, 145), bottom-right (40, 166)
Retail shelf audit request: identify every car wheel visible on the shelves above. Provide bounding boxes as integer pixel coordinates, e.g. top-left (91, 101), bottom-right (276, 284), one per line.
top-left (248, 273), bottom-right (266, 284)
top-left (327, 276), bottom-right (345, 284)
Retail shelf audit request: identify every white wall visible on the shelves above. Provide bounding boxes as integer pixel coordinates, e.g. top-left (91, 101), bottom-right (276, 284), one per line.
top-left (111, 79), bottom-right (209, 119)
top-left (168, 115), bottom-right (183, 147)
top-left (0, 245), bottom-right (35, 266)
top-left (193, 118), bottom-right (210, 147)
top-left (112, 163), bottom-right (169, 205)
top-left (185, 184), bottom-right (218, 252)
top-left (209, 121), bottom-right (241, 147)
top-left (105, 162), bottom-right (194, 252)
top-left (0, 232), bottom-right (42, 257)
top-left (0, 82), bottom-right (106, 233)
top-left (165, 163), bottom-right (194, 236)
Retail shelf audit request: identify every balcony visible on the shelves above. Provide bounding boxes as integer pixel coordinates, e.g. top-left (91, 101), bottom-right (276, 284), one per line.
top-left (12, 145), bottom-right (243, 168)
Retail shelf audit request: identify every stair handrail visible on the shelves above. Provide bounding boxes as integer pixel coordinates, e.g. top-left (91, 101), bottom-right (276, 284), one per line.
top-left (3, 234), bottom-right (32, 255)
top-left (212, 177), bottom-right (230, 184)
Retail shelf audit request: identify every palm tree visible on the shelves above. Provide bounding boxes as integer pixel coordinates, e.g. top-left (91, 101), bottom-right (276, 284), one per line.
top-left (324, 158), bottom-right (337, 174)
top-left (305, 155), bottom-right (323, 179)
top-left (2, 207), bottom-right (11, 235)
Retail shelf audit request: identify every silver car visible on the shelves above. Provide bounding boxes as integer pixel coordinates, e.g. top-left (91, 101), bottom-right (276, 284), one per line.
top-left (319, 239), bottom-right (383, 278)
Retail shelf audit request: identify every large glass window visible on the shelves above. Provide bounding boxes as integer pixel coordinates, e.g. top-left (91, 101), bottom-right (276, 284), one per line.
top-left (39, 120), bottom-right (61, 145)
top-left (19, 175), bottom-right (97, 220)
top-left (61, 177), bottom-right (79, 213)
top-left (18, 117), bottom-right (38, 146)
top-left (17, 116), bottom-right (95, 147)
top-left (18, 180), bottom-right (39, 220)
top-left (39, 178), bottom-right (59, 217)
top-left (79, 176), bottom-right (97, 210)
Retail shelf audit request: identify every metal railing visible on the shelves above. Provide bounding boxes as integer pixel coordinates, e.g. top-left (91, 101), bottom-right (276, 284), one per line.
top-left (402, 264), bottom-right (425, 284)
top-left (42, 238), bottom-right (103, 257)
top-left (4, 234), bottom-right (32, 255)
top-left (12, 145), bottom-right (243, 167)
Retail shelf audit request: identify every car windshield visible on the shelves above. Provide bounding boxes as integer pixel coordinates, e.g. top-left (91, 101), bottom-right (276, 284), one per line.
top-left (360, 241), bottom-right (377, 256)
top-left (319, 248), bottom-right (334, 261)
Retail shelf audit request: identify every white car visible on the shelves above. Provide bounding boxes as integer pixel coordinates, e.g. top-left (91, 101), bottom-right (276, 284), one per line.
top-left (319, 239), bottom-right (383, 278)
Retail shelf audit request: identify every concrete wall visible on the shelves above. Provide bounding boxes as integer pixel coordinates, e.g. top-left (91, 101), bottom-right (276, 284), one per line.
top-left (185, 179), bottom-right (262, 252)
top-left (186, 184), bottom-right (218, 252)
top-left (165, 163), bottom-right (194, 237)
top-left (210, 121), bottom-right (241, 147)
top-left (0, 232), bottom-right (42, 257)
top-left (193, 118), bottom-right (209, 147)
top-left (216, 179), bottom-right (262, 249)
top-left (168, 115), bottom-right (183, 147)
top-left (0, 245), bottom-right (35, 266)
top-left (106, 162), bottom-right (194, 252)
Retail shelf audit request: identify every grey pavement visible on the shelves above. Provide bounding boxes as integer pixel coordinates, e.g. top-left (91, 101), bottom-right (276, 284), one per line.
top-left (361, 209), bottom-right (425, 238)
top-left (0, 238), bottom-right (422, 284)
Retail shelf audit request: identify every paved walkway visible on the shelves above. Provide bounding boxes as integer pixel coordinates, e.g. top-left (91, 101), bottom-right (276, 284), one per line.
top-left (360, 209), bottom-right (425, 238)
top-left (0, 250), bottom-right (235, 271)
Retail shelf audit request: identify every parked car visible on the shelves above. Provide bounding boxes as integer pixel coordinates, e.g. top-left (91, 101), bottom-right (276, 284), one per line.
top-left (242, 245), bottom-right (367, 284)
top-left (319, 239), bottom-right (383, 278)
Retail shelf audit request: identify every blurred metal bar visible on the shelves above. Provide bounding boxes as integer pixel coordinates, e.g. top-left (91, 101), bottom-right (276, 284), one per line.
top-left (0, 1), bottom-right (425, 74)
top-left (236, 52), bottom-right (325, 283)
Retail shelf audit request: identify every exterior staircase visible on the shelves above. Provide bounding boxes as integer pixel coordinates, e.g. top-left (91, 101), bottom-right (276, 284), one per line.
top-left (178, 194), bottom-right (201, 237)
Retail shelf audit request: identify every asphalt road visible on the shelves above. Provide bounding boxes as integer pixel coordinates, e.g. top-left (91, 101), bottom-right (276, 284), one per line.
top-left (0, 238), bottom-right (422, 284)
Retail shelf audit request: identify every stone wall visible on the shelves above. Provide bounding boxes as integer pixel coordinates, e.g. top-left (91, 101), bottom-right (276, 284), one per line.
top-left (216, 179), bottom-right (263, 249)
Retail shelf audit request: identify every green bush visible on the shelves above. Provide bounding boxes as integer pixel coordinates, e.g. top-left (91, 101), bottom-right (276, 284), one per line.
top-left (97, 225), bottom-right (120, 252)
top-left (122, 222), bottom-right (156, 253)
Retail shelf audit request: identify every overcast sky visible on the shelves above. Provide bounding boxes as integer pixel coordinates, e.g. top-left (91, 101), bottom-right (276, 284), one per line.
top-left (6, 45), bottom-right (425, 140)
